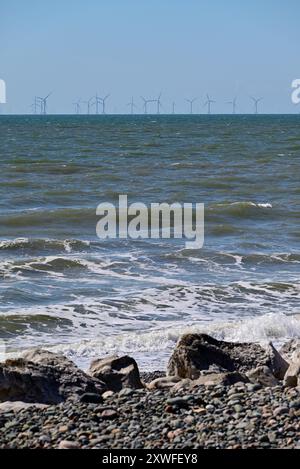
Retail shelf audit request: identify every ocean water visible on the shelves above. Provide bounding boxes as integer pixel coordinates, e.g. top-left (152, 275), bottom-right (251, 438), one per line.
top-left (0, 114), bottom-right (300, 370)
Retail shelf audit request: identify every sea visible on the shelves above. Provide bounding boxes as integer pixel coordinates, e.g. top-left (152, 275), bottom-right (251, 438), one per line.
top-left (0, 114), bottom-right (299, 370)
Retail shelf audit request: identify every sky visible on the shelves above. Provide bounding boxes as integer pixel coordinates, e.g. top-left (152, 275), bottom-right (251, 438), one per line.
top-left (0, 0), bottom-right (300, 114)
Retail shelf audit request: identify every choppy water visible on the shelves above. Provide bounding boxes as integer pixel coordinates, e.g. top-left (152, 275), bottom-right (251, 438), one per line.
top-left (0, 115), bottom-right (300, 369)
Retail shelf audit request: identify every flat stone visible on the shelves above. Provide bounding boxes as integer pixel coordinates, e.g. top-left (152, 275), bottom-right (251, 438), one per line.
top-left (58, 440), bottom-right (80, 449)
top-left (0, 401), bottom-right (48, 413)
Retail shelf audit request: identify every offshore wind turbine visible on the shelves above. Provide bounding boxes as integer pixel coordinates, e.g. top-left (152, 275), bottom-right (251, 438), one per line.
top-left (83, 97), bottom-right (94, 115)
top-left (141, 96), bottom-right (153, 114)
top-left (127, 97), bottom-right (137, 115)
top-left (186, 98), bottom-right (197, 114)
top-left (155, 93), bottom-right (162, 114)
top-left (100, 94), bottom-right (110, 114)
top-left (172, 102), bottom-right (176, 114)
top-left (227, 97), bottom-right (237, 114)
top-left (204, 94), bottom-right (215, 115)
top-left (42, 92), bottom-right (52, 115)
top-left (73, 99), bottom-right (81, 114)
top-left (31, 96), bottom-right (41, 114)
top-left (36, 93), bottom-right (52, 115)
top-left (92, 93), bottom-right (102, 114)
top-left (251, 96), bottom-right (263, 114)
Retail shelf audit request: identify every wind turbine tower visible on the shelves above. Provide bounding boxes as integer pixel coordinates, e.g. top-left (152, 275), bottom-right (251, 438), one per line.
top-left (204, 94), bottom-right (215, 115)
top-left (100, 94), bottom-right (110, 114)
top-left (172, 102), bottom-right (176, 114)
top-left (31, 97), bottom-right (41, 114)
top-left (84, 97), bottom-right (94, 115)
top-left (127, 97), bottom-right (137, 115)
top-left (251, 96), bottom-right (263, 114)
top-left (141, 97), bottom-right (153, 115)
top-left (93, 94), bottom-right (102, 114)
top-left (73, 99), bottom-right (81, 114)
top-left (227, 97), bottom-right (237, 114)
top-left (186, 98), bottom-right (197, 114)
top-left (37, 93), bottom-right (52, 115)
top-left (155, 93), bottom-right (162, 114)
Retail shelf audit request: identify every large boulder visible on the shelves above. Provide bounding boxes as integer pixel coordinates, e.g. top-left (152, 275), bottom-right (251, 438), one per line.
top-left (167, 334), bottom-right (286, 380)
top-left (88, 355), bottom-right (143, 392)
top-left (0, 349), bottom-right (105, 404)
top-left (284, 350), bottom-right (300, 388)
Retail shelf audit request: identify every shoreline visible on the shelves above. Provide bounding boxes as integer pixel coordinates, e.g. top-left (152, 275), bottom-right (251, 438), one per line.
top-left (0, 333), bottom-right (299, 449)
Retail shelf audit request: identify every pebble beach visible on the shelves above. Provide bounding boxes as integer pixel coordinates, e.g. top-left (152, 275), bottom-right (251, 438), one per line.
top-left (1, 381), bottom-right (300, 449)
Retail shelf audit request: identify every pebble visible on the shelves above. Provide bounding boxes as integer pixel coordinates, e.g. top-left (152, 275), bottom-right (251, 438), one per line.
top-left (0, 376), bottom-right (299, 449)
top-left (58, 440), bottom-right (80, 449)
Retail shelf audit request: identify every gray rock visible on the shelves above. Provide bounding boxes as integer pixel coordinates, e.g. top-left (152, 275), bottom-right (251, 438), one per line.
top-left (79, 393), bottom-right (103, 404)
top-left (247, 366), bottom-right (279, 387)
top-left (284, 350), bottom-right (300, 388)
top-left (280, 339), bottom-right (300, 361)
top-left (194, 372), bottom-right (249, 387)
top-left (58, 440), bottom-right (80, 449)
top-left (0, 401), bottom-right (48, 413)
top-left (147, 376), bottom-right (181, 390)
top-left (88, 355), bottom-right (143, 392)
top-left (0, 349), bottom-right (105, 404)
top-left (167, 333), bottom-right (281, 380)
top-left (266, 343), bottom-right (289, 380)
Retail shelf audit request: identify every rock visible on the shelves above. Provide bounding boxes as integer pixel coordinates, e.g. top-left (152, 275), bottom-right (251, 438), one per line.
top-left (58, 440), bottom-right (80, 449)
top-left (102, 390), bottom-right (115, 400)
top-left (0, 401), bottom-right (48, 413)
top-left (280, 339), bottom-right (300, 361)
top-left (0, 349), bottom-right (105, 404)
top-left (171, 379), bottom-right (193, 393)
top-left (88, 355), bottom-right (143, 392)
top-left (194, 372), bottom-right (249, 387)
top-left (284, 350), bottom-right (300, 388)
top-left (101, 409), bottom-right (118, 419)
top-left (140, 371), bottom-right (165, 383)
top-left (247, 366), bottom-right (279, 387)
top-left (118, 387), bottom-right (134, 397)
top-left (274, 406), bottom-right (289, 417)
top-left (147, 376), bottom-right (181, 390)
top-left (79, 393), bottom-right (103, 404)
top-left (266, 343), bottom-right (289, 380)
top-left (166, 397), bottom-right (190, 408)
top-left (167, 334), bottom-right (280, 379)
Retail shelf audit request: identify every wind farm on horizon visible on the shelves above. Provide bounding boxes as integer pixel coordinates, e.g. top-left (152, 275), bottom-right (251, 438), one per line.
top-left (27, 92), bottom-right (267, 116)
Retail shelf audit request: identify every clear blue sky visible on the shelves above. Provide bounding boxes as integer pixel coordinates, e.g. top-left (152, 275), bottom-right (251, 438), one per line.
top-left (1, 0), bottom-right (299, 114)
